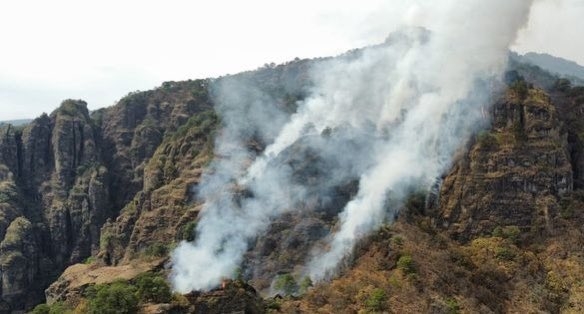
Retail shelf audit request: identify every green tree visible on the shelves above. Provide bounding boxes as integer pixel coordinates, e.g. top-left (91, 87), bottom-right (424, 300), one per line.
top-left (135, 273), bottom-right (172, 303)
top-left (365, 288), bottom-right (387, 312)
top-left (88, 281), bottom-right (139, 314)
top-left (299, 276), bottom-right (313, 294)
top-left (30, 304), bottom-right (50, 314)
top-left (274, 273), bottom-right (297, 296)
top-left (397, 255), bottom-right (416, 274)
top-left (30, 302), bottom-right (73, 314)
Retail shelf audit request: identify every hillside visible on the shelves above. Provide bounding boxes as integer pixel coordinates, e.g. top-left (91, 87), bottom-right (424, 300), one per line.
top-left (516, 52), bottom-right (584, 85)
top-left (0, 49), bottom-right (583, 314)
top-left (280, 81), bottom-right (584, 313)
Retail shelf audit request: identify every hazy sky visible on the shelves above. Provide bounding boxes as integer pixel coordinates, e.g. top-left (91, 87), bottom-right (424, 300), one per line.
top-left (0, 0), bottom-right (582, 120)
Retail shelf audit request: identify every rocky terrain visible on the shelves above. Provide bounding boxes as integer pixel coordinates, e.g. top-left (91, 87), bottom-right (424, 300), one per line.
top-left (0, 51), bottom-right (583, 313)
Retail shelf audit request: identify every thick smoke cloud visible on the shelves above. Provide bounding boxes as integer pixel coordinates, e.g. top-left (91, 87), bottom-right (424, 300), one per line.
top-left (171, 0), bottom-right (534, 293)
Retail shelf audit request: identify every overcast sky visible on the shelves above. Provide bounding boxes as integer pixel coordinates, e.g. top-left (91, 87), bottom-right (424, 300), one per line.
top-left (0, 0), bottom-right (582, 120)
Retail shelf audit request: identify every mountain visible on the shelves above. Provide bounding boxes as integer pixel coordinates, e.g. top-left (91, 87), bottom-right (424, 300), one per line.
top-left (1, 49), bottom-right (583, 313)
top-left (0, 119), bottom-right (32, 127)
top-left (519, 52), bottom-right (584, 84)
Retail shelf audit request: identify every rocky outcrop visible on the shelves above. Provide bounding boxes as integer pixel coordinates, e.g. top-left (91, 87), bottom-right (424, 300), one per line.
top-left (45, 258), bottom-right (165, 305)
top-left (98, 80), bottom-right (213, 212)
top-left (184, 281), bottom-right (265, 314)
top-left (0, 217), bottom-right (39, 311)
top-left (432, 87), bottom-right (574, 240)
top-left (0, 101), bottom-right (109, 311)
top-left (0, 80), bottom-right (217, 311)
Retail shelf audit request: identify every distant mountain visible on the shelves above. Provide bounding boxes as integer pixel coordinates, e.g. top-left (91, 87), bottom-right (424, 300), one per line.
top-left (520, 52), bottom-right (584, 82)
top-left (0, 119), bottom-right (32, 126)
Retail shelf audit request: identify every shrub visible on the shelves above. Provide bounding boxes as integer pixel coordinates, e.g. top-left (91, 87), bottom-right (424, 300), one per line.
top-left (405, 192), bottom-right (426, 215)
top-left (274, 273), bottom-right (297, 296)
top-left (88, 281), bottom-right (139, 314)
top-left (31, 304), bottom-right (50, 314)
top-left (144, 243), bottom-right (169, 257)
top-left (299, 276), bottom-right (313, 294)
top-left (84, 256), bottom-right (96, 264)
top-left (135, 273), bottom-right (172, 303)
top-left (495, 247), bottom-right (516, 261)
top-left (265, 298), bottom-right (282, 310)
top-left (492, 225), bottom-right (520, 242)
top-left (445, 298), bottom-right (460, 314)
top-left (365, 288), bottom-right (387, 312)
top-left (31, 302), bottom-right (73, 314)
top-left (178, 221), bottom-right (197, 242)
top-left (392, 235), bottom-right (404, 247)
top-left (397, 255), bottom-right (416, 274)
top-left (477, 131), bottom-right (498, 149)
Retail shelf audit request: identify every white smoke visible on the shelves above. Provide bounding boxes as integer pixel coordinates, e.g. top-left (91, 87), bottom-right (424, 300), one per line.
top-left (307, 0), bottom-right (535, 280)
top-left (171, 0), bottom-right (534, 293)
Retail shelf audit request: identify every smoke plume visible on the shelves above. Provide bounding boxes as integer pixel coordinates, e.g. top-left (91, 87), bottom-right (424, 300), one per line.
top-left (171, 0), bottom-right (534, 293)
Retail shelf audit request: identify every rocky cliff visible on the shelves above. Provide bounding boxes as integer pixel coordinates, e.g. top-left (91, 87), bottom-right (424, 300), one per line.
top-left (434, 87), bottom-right (574, 240)
top-left (0, 79), bottom-right (214, 311)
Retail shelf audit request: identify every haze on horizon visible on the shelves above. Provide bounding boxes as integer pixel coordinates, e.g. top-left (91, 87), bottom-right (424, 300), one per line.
top-left (0, 0), bottom-right (582, 121)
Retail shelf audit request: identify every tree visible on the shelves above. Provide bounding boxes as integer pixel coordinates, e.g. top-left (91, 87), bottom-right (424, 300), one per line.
top-left (274, 273), bottom-right (298, 296)
top-left (299, 276), bottom-right (313, 294)
top-left (397, 255), bottom-right (416, 274)
top-left (365, 288), bottom-right (387, 312)
top-left (136, 273), bottom-right (172, 303)
top-left (88, 281), bottom-right (139, 314)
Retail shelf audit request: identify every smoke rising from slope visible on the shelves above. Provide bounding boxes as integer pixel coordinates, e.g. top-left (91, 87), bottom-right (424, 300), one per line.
top-left (171, 0), bottom-right (534, 292)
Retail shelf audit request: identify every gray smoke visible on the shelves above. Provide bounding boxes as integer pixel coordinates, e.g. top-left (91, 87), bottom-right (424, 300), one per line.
top-left (171, 0), bottom-right (534, 293)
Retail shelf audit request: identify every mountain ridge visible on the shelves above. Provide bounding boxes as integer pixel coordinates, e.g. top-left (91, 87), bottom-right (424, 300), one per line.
top-left (0, 47), bottom-right (583, 313)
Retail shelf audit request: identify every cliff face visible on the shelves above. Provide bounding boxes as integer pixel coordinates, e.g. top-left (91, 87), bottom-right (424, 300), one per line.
top-left (0, 101), bottom-right (109, 310)
top-left (433, 87), bottom-right (574, 240)
top-left (0, 80), bottom-right (213, 311)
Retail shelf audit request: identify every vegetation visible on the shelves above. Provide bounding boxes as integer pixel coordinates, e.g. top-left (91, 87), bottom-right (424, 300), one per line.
top-left (135, 272), bottom-right (172, 303)
top-left (491, 225), bottom-right (521, 242)
top-left (299, 276), bottom-right (313, 294)
top-left (178, 221), bottom-right (198, 242)
top-left (143, 243), bottom-right (170, 257)
top-left (28, 273), bottom-right (172, 314)
top-left (83, 256), bottom-right (96, 264)
top-left (30, 302), bottom-right (72, 314)
top-left (274, 273), bottom-right (298, 296)
top-left (477, 131), bottom-right (498, 149)
top-left (396, 254), bottom-right (416, 275)
top-left (364, 288), bottom-right (387, 312)
top-left (444, 298), bottom-right (460, 314)
top-left (511, 79), bottom-right (529, 100)
top-left (59, 99), bottom-right (86, 116)
top-left (86, 281), bottom-right (139, 314)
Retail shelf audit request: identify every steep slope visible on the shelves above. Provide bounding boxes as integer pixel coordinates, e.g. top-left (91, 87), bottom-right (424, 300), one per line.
top-left (434, 86), bottom-right (573, 241)
top-left (279, 84), bottom-right (584, 314)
